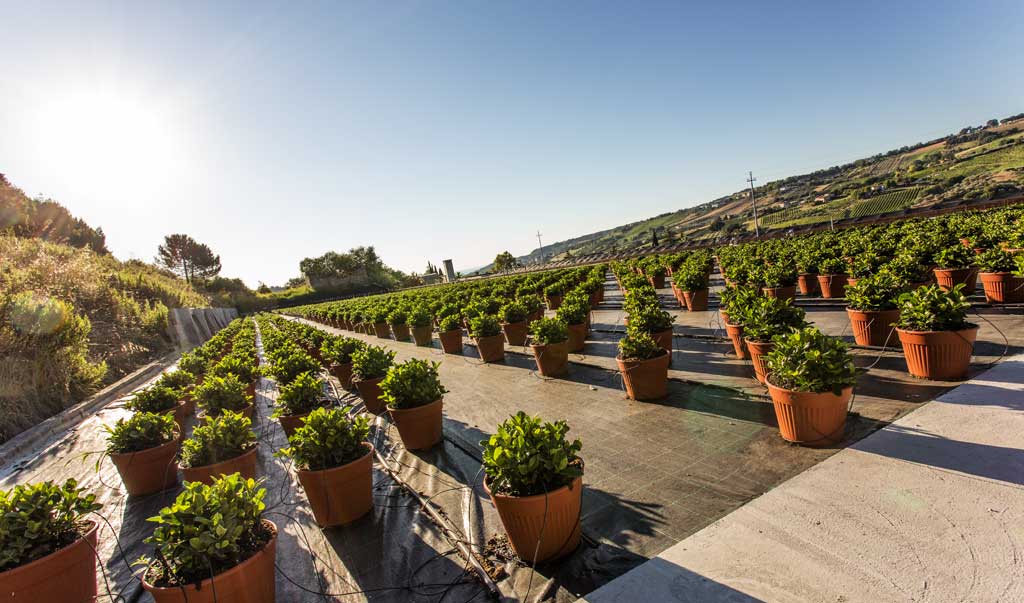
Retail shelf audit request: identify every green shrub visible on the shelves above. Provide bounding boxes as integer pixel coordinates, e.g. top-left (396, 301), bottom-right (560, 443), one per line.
top-left (272, 371), bottom-right (326, 418)
top-left (845, 271), bottom-right (904, 311)
top-left (0, 479), bottom-right (100, 572)
top-left (387, 308), bottom-right (407, 326)
top-left (818, 257), bottom-right (847, 275)
top-left (739, 297), bottom-right (807, 342)
top-left (618, 329), bottom-right (664, 361)
top-left (156, 369), bottom-right (195, 393)
top-left (975, 248), bottom-right (1017, 273)
top-left (624, 300), bottom-right (674, 333)
top-left (141, 474), bottom-right (269, 586)
top-left (209, 354), bottom-right (257, 384)
top-left (759, 263), bottom-right (798, 288)
top-left (933, 244), bottom-right (975, 269)
top-left (719, 285), bottom-right (759, 319)
top-left (765, 327), bottom-right (857, 395)
top-left (105, 412), bottom-right (177, 454)
top-left (409, 306), bottom-right (432, 328)
top-left (555, 299), bottom-right (588, 325)
top-left (177, 351), bottom-right (208, 377)
top-left (518, 295), bottom-right (543, 316)
top-left (895, 284), bottom-right (972, 331)
top-left (469, 314), bottom-right (501, 338)
top-left (380, 359), bottom-right (447, 410)
top-left (351, 345), bottom-right (396, 381)
top-left (320, 336), bottom-right (364, 365)
top-left (498, 300), bottom-right (528, 324)
top-left (277, 407), bottom-right (370, 471)
top-left (194, 374), bottom-right (251, 416)
top-left (674, 260), bottom-right (709, 291)
top-left (266, 349), bottom-right (319, 385)
top-left (180, 411), bottom-right (256, 468)
top-left (529, 317), bottom-right (568, 345)
top-left (127, 384), bottom-right (179, 414)
top-left (544, 283), bottom-right (565, 298)
top-left (481, 412), bottom-right (582, 497)
top-left (439, 314), bottom-right (462, 332)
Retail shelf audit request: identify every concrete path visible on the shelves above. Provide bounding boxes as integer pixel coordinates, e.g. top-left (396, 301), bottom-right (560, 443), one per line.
top-left (582, 354), bottom-right (1024, 603)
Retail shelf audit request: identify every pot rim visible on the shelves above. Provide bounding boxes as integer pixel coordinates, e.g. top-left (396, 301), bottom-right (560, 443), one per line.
top-left (108, 433), bottom-right (181, 460)
top-left (894, 325), bottom-right (980, 335)
top-left (0, 520), bottom-right (97, 578)
top-left (295, 442), bottom-right (373, 477)
top-left (353, 375), bottom-right (385, 385)
top-left (483, 473), bottom-right (583, 503)
top-left (845, 306), bottom-right (899, 315)
top-left (530, 340), bottom-right (568, 350)
top-left (765, 379), bottom-right (854, 398)
top-left (615, 349), bottom-right (669, 364)
top-left (182, 444), bottom-right (257, 472)
top-left (387, 396), bottom-right (443, 413)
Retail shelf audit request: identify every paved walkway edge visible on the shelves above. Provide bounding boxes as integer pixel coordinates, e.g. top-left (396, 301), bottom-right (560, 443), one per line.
top-left (581, 354), bottom-right (1024, 603)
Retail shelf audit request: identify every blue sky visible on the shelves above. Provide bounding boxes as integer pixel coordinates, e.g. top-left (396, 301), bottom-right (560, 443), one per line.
top-left (1, 1), bottom-right (1022, 286)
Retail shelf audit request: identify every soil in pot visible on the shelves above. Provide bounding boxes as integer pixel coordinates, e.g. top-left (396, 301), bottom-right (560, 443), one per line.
top-left (439, 329), bottom-right (463, 354)
top-left (817, 274), bottom-right (848, 299)
top-left (980, 272), bottom-right (1024, 303)
top-left (744, 339), bottom-right (774, 384)
top-left (182, 446), bottom-right (258, 485)
top-left (797, 273), bottom-right (820, 296)
top-left (484, 475), bottom-right (582, 564)
top-left (616, 351), bottom-right (669, 400)
top-left (531, 341), bottom-right (569, 377)
top-left (475, 333), bottom-right (506, 363)
top-left (296, 443), bottom-right (373, 527)
top-left (766, 381), bottom-right (852, 447)
top-left (388, 399), bottom-right (444, 450)
top-left (331, 362), bottom-right (354, 389)
top-left (354, 376), bottom-right (386, 413)
top-left (724, 322), bottom-right (748, 359)
top-left (682, 288), bottom-right (709, 312)
top-left (110, 436), bottom-right (181, 496)
top-left (934, 267), bottom-right (978, 293)
top-left (142, 520), bottom-right (277, 603)
top-left (567, 323), bottom-right (587, 353)
top-left (412, 325), bottom-right (433, 346)
top-left (846, 308), bottom-right (900, 347)
top-left (391, 324), bottom-right (411, 341)
top-left (0, 521), bottom-right (99, 603)
top-left (896, 327), bottom-right (979, 380)
top-left (501, 321), bottom-right (528, 347)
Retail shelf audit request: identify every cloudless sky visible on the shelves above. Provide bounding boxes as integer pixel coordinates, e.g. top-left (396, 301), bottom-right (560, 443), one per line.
top-left (2, 1), bottom-right (1022, 286)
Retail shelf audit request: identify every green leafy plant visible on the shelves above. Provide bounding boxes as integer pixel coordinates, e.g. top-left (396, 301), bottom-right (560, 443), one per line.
top-left (529, 317), bottom-right (569, 345)
top-left (845, 271), bottom-right (904, 311)
top-left (194, 374), bottom-right (252, 416)
top-left (759, 262), bottom-right (798, 288)
top-left (765, 327), bottom-right (857, 395)
top-left (618, 329), bottom-right (664, 361)
top-left (975, 248), bottom-right (1017, 273)
top-left (387, 309), bottom-right (407, 326)
top-left (272, 371), bottom-right (326, 418)
top-left (818, 256), bottom-right (847, 275)
top-left (276, 407), bottom-right (370, 471)
top-left (674, 260), bottom-right (709, 291)
top-left (738, 297), bottom-right (806, 342)
top-left (351, 345), bottom-right (396, 381)
top-left (209, 354), bottom-right (257, 384)
top-left (555, 299), bottom-right (588, 325)
top-left (933, 244), bottom-right (976, 269)
top-left (0, 479), bottom-right (101, 572)
top-left (409, 306), bottom-right (432, 328)
top-left (127, 384), bottom-right (179, 414)
top-left (179, 411), bottom-right (256, 469)
top-left (177, 351), bottom-right (208, 377)
top-left (895, 284), bottom-right (972, 331)
top-left (498, 300), bottom-right (528, 324)
top-left (518, 295), bottom-right (543, 316)
top-left (140, 474), bottom-right (269, 586)
top-left (469, 314), bottom-right (502, 338)
top-left (380, 359), bottom-right (448, 410)
top-left (320, 336), bottom-right (364, 365)
top-left (156, 369), bottom-right (195, 393)
top-left (481, 411), bottom-right (582, 497)
top-left (438, 314), bottom-right (462, 333)
top-left (543, 282), bottom-right (565, 299)
top-left (105, 412), bottom-right (177, 454)
top-left (624, 300), bottom-right (674, 333)
top-left (266, 348), bottom-right (320, 385)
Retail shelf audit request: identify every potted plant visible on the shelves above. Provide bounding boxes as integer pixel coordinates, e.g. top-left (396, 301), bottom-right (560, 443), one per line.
top-left (321, 336), bottom-right (364, 389)
top-left (544, 282), bottom-right (565, 311)
top-left (438, 315), bottom-right (464, 354)
top-left (674, 261), bottom-right (710, 311)
top-left (844, 270), bottom-right (903, 347)
top-left (387, 308), bottom-right (410, 341)
top-left (351, 345), bottom-right (396, 413)
top-left (894, 284), bottom-right (978, 380)
top-left (128, 384), bottom-right (190, 431)
top-left (0, 480), bottom-right (101, 602)
top-left (616, 329), bottom-right (670, 400)
top-left (106, 412), bottom-right (180, 496)
top-left (271, 371), bottom-right (329, 437)
top-left (381, 359), bottom-right (448, 450)
top-left (555, 298), bottom-right (589, 353)
top-left (409, 305), bottom-right (434, 346)
top-left (194, 374), bottom-right (254, 420)
top-left (156, 369), bottom-right (196, 417)
top-left (740, 297), bottom-right (807, 384)
top-left (481, 412), bottom-right (583, 564)
top-left (765, 327), bottom-right (857, 446)
top-left (816, 256), bottom-right (849, 299)
top-left (139, 474), bottom-right (276, 603)
top-left (265, 348), bottom-right (319, 385)
top-left (521, 295), bottom-right (544, 323)
top-left (210, 354), bottom-right (259, 398)
top-left (529, 318), bottom-right (570, 377)
top-left (278, 407), bottom-right (373, 527)
top-left (976, 248), bottom-right (1022, 303)
top-left (498, 300), bottom-right (529, 346)
top-left (177, 350), bottom-right (209, 384)
top-left (759, 263), bottom-right (798, 301)
top-left (622, 298), bottom-right (675, 360)
top-left (646, 263), bottom-right (668, 289)
top-left (470, 315), bottom-right (505, 362)
top-left (796, 249), bottom-right (820, 296)
top-left (369, 307), bottom-right (391, 339)
top-left (719, 285), bottom-right (757, 359)
top-left (933, 244), bottom-right (979, 293)
top-left (179, 411), bottom-right (258, 485)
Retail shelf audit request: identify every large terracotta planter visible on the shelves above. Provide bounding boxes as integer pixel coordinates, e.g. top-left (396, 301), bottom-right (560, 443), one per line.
top-left (762, 286), bottom-right (796, 302)
top-left (531, 341), bottom-right (569, 377)
top-left (817, 274), bottom-right (848, 299)
top-left (744, 339), bottom-right (774, 384)
top-left (896, 327), bottom-right (978, 380)
top-left (388, 398), bottom-right (443, 450)
top-left (354, 376), bottom-right (386, 413)
top-left (143, 520), bottom-right (277, 603)
top-left (278, 412), bottom-right (309, 439)
top-left (797, 273), bottom-right (820, 296)
top-left (296, 444), bottom-right (373, 527)
top-left (980, 272), bottom-right (1024, 303)
top-left (616, 352), bottom-right (669, 400)
top-left (109, 436), bottom-right (181, 496)
top-left (766, 381), bottom-right (852, 447)
top-left (724, 322), bottom-right (748, 359)
top-left (933, 267), bottom-right (978, 293)
top-left (475, 333), bottom-right (506, 362)
top-left (484, 475), bottom-right (582, 564)
top-left (391, 323), bottom-right (411, 341)
top-left (372, 322), bottom-right (391, 339)
top-left (546, 295), bottom-right (563, 311)
top-left (501, 321), bottom-right (528, 346)
top-left (330, 361), bottom-right (354, 389)
top-left (0, 521), bottom-right (98, 603)
top-left (649, 274), bottom-right (666, 289)
top-left (439, 329), bottom-right (463, 354)
top-left (182, 446), bottom-right (258, 485)
top-left (682, 289), bottom-right (709, 312)
top-left (412, 325), bottom-right (433, 346)
top-left (846, 308), bottom-right (900, 347)
top-left (567, 323), bottom-right (587, 353)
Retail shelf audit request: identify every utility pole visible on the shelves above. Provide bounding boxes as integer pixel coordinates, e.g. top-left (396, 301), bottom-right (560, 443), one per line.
top-left (747, 171), bottom-right (760, 238)
top-left (536, 231), bottom-right (545, 265)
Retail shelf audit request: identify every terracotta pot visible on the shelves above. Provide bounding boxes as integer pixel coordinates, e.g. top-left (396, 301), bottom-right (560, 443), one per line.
top-left (372, 322), bottom-right (391, 339)
top-left (109, 436), bottom-right (181, 496)
top-left (475, 333), bottom-right (506, 362)
top-left (589, 290), bottom-right (601, 308)
top-left (143, 520), bottom-right (277, 603)
top-left (846, 277), bottom-right (860, 288)
top-left (296, 444), bottom-right (373, 527)
top-left (182, 446), bottom-right (258, 485)
top-left (567, 323), bottom-right (587, 352)
top-left (649, 274), bottom-right (666, 289)
top-left (531, 341), bottom-right (569, 377)
top-left (719, 308), bottom-right (730, 324)
top-left (896, 327), bottom-right (978, 381)
top-left (762, 286), bottom-right (796, 302)
top-left (682, 288), bottom-right (709, 312)
top-left (245, 380), bottom-right (257, 399)
top-left (412, 325), bottom-right (433, 346)
top-left (501, 321), bottom-right (528, 346)
top-left (933, 267), bottom-right (978, 293)
top-left (725, 322), bottom-right (748, 359)
top-left (980, 272), bottom-right (1024, 303)
top-left (439, 329), bottom-right (463, 354)
top-left (484, 475), bottom-right (582, 564)
top-left (766, 381), bottom-right (852, 447)
top-left (846, 308), bottom-right (900, 347)
top-left (546, 295), bottom-right (563, 311)
top-left (388, 398), bottom-right (444, 450)
top-left (616, 352), bottom-right (669, 400)
top-left (744, 339), bottom-right (774, 384)
top-left (391, 323), bottom-right (411, 341)
top-left (0, 521), bottom-right (98, 602)
top-left (278, 412), bottom-right (309, 439)
top-left (354, 376), bottom-right (386, 413)
top-left (330, 361), bottom-right (354, 389)
top-left (797, 273), bottom-right (820, 296)
top-left (650, 327), bottom-right (673, 362)
top-left (817, 274), bottom-right (848, 299)
top-left (670, 285), bottom-right (686, 307)
top-left (172, 399), bottom-right (193, 432)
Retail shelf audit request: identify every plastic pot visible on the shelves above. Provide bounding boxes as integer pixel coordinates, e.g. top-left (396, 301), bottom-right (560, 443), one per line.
top-left (475, 333), bottom-right (506, 363)
top-left (980, 272), bottom-right (1024, 303)
top-left (797, 273), bottom-right (820, 296)
top-left (277, 412), bottom-right (309, 439)
top-left (817, 274), bottom-right (848, 299)
top-left (371, 322), bottom-right (390, 339)
top-left (388, 398), bottom-right (443, 450)
top-left (484, 475), bottom-right (582, 564)
top-left (846, 308), bottom-right (900, 347)
top-left (391, 323), bottom-right (410, 341)
top-left (766, 381), bottom-right (852, 447)
top-left (546, 295), bottom-right (563, 311)
top-left (648, 274), bottom-right (666, 289)
top-left (531, 341), bottom-right (569, 377)
top-left (896, 326), bottom-right (978, 380)
top-left (0, 521), bottom-right (98, 603)
top-left (110, 436), bottom-right (181, 496)
top-left (567, 323), bottom-right (587, 353)
top-left (181, 446), bottom-right (258, 485)
top-left (439, 329), bottom-right (463, 354)
top-left (724, 322), bottom-right (748, 359)
top-left (330, 362), bottom-right (354, 389)
top-left (616, 352), bottom-right (669, 400)
top-left (682, 288), bottom-right (709, 312)
top-left (296, 444), bottom-right (373, 527)
top-left (933, 267), bottom-right (978, 293)
top-left (354, 376), bottom-right (386, 413)
top-left (744, 339), bottom-right (774, 384)
top-left (501, 321), bottom-right (528, 347)
top-left (412, 325), bottom-right (433, 346)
